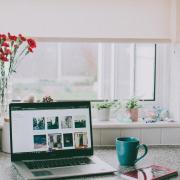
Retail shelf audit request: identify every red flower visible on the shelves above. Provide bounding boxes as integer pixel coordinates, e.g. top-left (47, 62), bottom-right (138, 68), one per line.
top-left (0, 55), bottom-right (8, 62)
top-left (5, 49), bottom-right (12, 55)
top-left (8, 33), bottom-right (17, 41)
top-left (13, 36), bottom-right (17, 41)
top-left (1, 42), bottom-right (9, 47)
top-left (28, 47), bottom-right (33, 53)
top-left (27, 38), bottom-right (36, 48)
top-left (19, 34), bottom-right (26, 41)
top-left (1, 34), bottom-right (7, 40)
top-left (0, 33), bottom-right (36, 64)
top-left (11, 36), bottom-right (17, 41)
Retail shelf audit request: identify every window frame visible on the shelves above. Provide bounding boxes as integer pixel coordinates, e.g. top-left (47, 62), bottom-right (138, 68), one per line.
top-left (96, 43), bottom-right (157, 102)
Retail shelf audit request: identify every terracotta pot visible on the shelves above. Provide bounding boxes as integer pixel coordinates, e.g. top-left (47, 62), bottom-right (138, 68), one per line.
top-left (129, 108), bottom-right (138, 122)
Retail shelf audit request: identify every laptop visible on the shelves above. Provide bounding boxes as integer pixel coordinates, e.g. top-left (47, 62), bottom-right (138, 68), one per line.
top-left (9, 101), bottom-right (116, 180)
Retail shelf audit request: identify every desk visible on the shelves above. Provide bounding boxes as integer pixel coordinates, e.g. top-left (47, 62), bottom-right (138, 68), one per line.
top-left (0, 146), bottom-right (179, 179)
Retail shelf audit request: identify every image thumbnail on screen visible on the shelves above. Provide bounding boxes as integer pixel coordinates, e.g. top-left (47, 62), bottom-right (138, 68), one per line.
top-left (34, 135), bottom-right (47, 149)
top-left (48, 133), bottom-right (62, 150)
top-left (74, 132), bottom-right (88, 149)
top-left (63, 133), bottom-right (73, 147)
top-left (61, 116), bottom-right (73, 129)
top-left (47, 116), bottom-right (59, 129)
top-left (33, 117), bottom-right (45, 130)
top-left (74, 115), bottom-right (86, 128)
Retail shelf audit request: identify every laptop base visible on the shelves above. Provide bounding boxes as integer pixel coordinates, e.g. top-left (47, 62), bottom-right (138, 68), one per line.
top-left (13, 156), bottom-right (116, 180)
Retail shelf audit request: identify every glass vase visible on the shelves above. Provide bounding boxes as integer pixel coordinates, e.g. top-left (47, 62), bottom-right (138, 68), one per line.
top-left (0, 77), bottom-right (12, 153)
top-left (0, 77), bottom-right (12, 120)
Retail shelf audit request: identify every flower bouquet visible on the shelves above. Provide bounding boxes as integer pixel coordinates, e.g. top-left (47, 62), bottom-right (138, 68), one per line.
top-left (0, 33), bottom-right (36, 117)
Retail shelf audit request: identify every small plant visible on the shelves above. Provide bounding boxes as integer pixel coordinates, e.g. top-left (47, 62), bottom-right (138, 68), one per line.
top-left (125, 97), bottom-right (142, 110)
top-left (95, 100), bottom-right (122, 110)
top-left (94, 100), bottom-right (122, 121)
top-left (96, 101), bottom-right (114, 110)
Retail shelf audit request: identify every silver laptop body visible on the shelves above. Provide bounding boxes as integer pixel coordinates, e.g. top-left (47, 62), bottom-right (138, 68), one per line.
top-left (9, 101), bottom-right (116, 180)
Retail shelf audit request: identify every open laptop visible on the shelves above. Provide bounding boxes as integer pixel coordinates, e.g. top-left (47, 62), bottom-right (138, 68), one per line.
top-left (9, 101), bottom-right (116, 180)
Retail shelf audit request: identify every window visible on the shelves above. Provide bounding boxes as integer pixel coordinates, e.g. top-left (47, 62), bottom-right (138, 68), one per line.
top-left (11, 42), bottom-right (156, 101)
top-left (12, 43), bottom-right (98, 101)
top-left (134, 44), bottom-right (156, 100)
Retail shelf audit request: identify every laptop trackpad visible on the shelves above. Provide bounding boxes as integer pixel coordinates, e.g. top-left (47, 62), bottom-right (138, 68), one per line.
top-left (32, 167), bottom-right (81, 177)
top-left (51, 167), bottom-right (80, 175)
top-left (32, 170), bottom-right (53, 177)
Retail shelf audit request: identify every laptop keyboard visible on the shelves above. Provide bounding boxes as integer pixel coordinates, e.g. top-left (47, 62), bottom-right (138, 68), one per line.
top-left (24, 157), bottom-right (93, 169)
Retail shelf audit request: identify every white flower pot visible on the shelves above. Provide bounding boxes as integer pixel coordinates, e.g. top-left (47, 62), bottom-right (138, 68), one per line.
top-left (97, 108), bottom-right (110, 121)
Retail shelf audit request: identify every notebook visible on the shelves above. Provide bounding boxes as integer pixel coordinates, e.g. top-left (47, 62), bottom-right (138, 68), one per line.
top-left (121, 165), bottom-right (178, 180)
top-left (9, 101), bottom-right (116, 180)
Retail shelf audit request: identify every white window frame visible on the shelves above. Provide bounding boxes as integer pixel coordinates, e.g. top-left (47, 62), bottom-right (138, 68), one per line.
top-left (97, 43), bottom-right (156, 101)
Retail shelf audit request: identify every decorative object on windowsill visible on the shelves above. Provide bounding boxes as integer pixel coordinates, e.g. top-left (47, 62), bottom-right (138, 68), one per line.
top-left (153, 106), bottom-right (169, 122)
top-left (0, 33), bottom-right (36, 119)
top-left (0, 33), bottom-right (36, 153)
top-left (116, 107), bottom-right (133, 123)
top-left (142, 106), bottom-right (169, 123)
top-left (42, 96), bottom-right (54, 103)
top-left (126, 97), bottom-right (142, 122)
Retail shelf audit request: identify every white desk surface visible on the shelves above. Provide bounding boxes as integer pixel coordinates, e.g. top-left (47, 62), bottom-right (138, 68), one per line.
top-left (0, 146), bottom-right (179, 179)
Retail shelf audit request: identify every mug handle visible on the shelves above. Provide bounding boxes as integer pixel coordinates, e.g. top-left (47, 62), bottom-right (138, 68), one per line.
top-left (134, 144), bottom-right (148, 163)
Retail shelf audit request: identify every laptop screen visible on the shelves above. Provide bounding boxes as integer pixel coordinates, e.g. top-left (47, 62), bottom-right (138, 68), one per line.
top-left (10, 101), bottom-right (93, 161)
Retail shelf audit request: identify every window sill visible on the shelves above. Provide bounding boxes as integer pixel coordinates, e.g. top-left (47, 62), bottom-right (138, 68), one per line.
top-left (0, 119), bottom-right (180, 130)
top-left (92, 119), bottom-right (180, 128)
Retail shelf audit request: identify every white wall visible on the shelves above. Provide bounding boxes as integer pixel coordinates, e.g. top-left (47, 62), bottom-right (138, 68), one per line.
top-left (169, 44), bottom-right (180, 121)
top-left (0, 0), bottom-right (171, 40)
top-left (170, 0), bottom-right (180, 42)
top-left (170, 0), bottom-right (180, 120)
top-left (176, 0), bottom-right (180, 42)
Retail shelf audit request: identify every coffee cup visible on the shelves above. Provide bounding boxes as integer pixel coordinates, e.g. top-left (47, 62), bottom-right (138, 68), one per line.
top-left (116, 137), bottom-right (148, 166)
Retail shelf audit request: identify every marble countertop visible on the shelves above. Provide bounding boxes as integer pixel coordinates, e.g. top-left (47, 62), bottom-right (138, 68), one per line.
top-left (0, 146), bottom-right (180, 179)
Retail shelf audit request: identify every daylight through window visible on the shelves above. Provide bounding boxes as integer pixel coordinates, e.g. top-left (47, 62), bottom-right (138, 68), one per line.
top-left (11, 42), bottom-right (156, 101)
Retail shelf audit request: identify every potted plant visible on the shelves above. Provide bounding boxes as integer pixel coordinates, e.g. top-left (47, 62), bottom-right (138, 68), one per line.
top-left (126, 97), bottom-right (142, 122)
top-left (96, 101), bottom-right (114, 121)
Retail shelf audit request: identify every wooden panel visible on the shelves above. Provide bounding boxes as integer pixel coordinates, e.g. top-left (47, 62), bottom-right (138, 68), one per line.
top-left (101, 129), bottom-right (120, 146)
top-left (162, 128), bottom-right (180, 145)
top-left (141, 128), bottom-right (161, 145)
top-left (92, 129), bottom-right (101, 146)
top-left (120, 129), bottom-right (141, 142)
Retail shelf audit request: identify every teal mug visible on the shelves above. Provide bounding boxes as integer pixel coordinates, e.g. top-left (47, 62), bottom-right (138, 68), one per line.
top-left (116, 137), bottom-right (148, 166)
